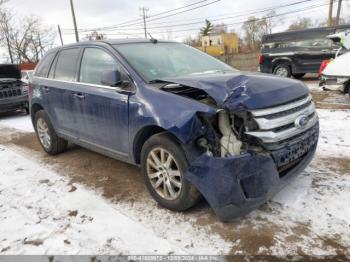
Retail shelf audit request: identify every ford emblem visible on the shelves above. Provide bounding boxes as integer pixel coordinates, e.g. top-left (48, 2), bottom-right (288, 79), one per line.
top-left (295, 115), bottom-right (309, 129)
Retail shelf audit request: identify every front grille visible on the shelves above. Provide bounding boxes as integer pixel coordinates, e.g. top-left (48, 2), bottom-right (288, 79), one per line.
top-left (0, 82), bottom-right (22, 99)
top-left (246, 95), bottom-right (318, 144)
top-left (245, 95), bottom-right (319, 176)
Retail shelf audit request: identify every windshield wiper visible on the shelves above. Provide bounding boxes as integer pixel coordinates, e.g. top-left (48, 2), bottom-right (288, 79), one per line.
top-left (148, 79), bottom-right (171, 84)
top-left (189, 69), bottom-right (232, 75)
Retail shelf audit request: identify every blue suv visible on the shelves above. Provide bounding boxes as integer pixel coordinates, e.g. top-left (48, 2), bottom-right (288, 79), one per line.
top-left (30, 39), bottom-right (319, 220)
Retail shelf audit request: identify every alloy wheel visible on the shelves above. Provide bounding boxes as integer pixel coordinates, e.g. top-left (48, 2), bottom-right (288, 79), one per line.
top-left (146, 147), bottom-right (182, 200)
top-left (275, 67), bottom-right (289, 77)
top-left (37, 118), bottom-right (51, 150)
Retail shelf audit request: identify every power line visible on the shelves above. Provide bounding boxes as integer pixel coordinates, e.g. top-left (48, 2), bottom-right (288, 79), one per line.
top-left (138, 2), bottom-right (331, 34)
top-left (63, 1), bottom-right (330, 37)
top-left (62, 0), bottom-right (316, 33)
top-left (108, 0), bottom-right (321, 31)
top-left (68, 0), bottom-right (218, 32)
top-left (109, 0), bottom-right (315, 29)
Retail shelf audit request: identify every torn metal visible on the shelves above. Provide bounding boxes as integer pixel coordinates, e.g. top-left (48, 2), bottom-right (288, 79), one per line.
top-left (135, 72), bottom-right (318, 220)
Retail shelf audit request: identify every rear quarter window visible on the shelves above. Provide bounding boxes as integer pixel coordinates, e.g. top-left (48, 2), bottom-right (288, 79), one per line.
top-left (54, 48), bottom-right (81, 82)
top-left (35, 52), bottom-right (56, 77)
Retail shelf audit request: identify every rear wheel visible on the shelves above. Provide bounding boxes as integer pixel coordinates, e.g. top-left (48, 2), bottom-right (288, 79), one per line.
top-left (273, 63), bottom-right (291, 78)
top-left (292, 73), bottom-right (305, 79)
top-left (141, 132), bottom-right (201, 211)
top-left (34, 110), bottom-right (67, 155)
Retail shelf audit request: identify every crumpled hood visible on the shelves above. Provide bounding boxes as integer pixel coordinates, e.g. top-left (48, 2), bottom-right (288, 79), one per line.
top-left (163, 72), bottom-right (309, 110)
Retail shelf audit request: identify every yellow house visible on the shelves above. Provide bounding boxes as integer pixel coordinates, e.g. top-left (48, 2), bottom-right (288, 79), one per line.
top-left (197, 33), bottom-right (239, 56)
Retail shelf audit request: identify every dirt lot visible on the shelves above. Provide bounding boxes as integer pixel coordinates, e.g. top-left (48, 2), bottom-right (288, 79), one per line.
top-left (0, 80), bottom-right (349, 256)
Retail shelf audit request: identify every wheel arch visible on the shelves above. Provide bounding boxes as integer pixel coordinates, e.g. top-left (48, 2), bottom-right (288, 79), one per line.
top-left (30, 103), bottom-right (45, 123)
top-left (271, 57), bottom-right (294, 72)
top-left (132, 125), bottom-right (168, 164)
top-left (344, 81), bottom-right (350, 95)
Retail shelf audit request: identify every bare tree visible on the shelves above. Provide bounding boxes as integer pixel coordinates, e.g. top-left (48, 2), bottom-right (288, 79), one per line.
top-left (241, 16), bottom-right (264, 51)
top-left (287, 17), bottom-right (313, 31)
top-left (261, 11), bottom-right (280, 35)
top-left (0, 6), bottom-right (55, 64)
top-left (184, 35), bottom-right (200, 47)
top-left (85, 31), bottom-right (104, 41)
top-left (212, 23), bottom-right (228, 34)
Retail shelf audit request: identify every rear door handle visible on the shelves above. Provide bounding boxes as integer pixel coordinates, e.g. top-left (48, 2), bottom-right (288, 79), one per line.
top-left (72, 93), bottom-right (85, 100)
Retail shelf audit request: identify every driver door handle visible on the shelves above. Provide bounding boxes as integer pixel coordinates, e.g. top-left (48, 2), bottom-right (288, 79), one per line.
top-left (72, 93), bottom-right (85, 100)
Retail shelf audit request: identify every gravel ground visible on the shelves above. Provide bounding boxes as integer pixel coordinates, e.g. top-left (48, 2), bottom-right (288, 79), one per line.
top-left (0, 81), bottom-right (349, 256)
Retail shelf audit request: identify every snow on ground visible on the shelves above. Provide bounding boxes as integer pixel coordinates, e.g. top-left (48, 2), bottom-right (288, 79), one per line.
top-left (267, 161), bottom-right (350, 255)
top-left (0, 113), bottom-right (33, 133)
top-left (0, 146), bottom-right (187, 255)
top-left (0, 90), bottom-right (349, 255)
top-left (317, 109), bottom-right (350, 157)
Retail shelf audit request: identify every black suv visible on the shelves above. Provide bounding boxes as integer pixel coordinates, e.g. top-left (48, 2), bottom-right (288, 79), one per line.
top-left (259, 25), bottom-right (350, 78)
top-left (0, 64), bottom-right (29, 114)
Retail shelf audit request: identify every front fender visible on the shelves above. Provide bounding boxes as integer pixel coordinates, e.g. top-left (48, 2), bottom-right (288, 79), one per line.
top-left (128, 85), bottom-right (217, 162)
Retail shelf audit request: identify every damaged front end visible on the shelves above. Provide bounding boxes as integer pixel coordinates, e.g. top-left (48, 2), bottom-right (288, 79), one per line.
top-left (319, 74), bottom-right (349, 93)
top-left (160, 75), bottom-right (319, 220)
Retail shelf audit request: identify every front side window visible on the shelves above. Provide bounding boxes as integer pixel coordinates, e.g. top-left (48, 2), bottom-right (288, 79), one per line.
top-left (114, 42), bottom-right (234, 82)
top-left (79, 48), bottom-right (120, 85)
top-left (54, 48), bottom-right (81, 81)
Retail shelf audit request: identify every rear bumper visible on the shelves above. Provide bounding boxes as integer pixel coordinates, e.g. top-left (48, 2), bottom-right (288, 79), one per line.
top-left (186, 125), bottom-right (318, 221)
top-left (319, 75), bottom-right (348, 92)
top-left (0, 95), bottom-right (28, 112)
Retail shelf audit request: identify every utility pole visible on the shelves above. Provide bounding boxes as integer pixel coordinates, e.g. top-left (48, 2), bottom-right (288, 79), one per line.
top-left (335, 0), bottom-right (343, 26)
top-left (57, 25), bottom-right (64, 46)
top-left (328, 0), bottom-right (334, 27)
top-left (140, 7), bottom-right (149, 39)
top-left (70, 0), bottom-right (79, 42)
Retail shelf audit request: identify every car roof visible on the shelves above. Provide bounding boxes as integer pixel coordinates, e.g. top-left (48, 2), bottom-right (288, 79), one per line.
top-left (52, 38), bottom-right (177, 49)
top-left (262, 24), bottom-right (350, 43)
top-left (42, 38), bottom-right (180, 59)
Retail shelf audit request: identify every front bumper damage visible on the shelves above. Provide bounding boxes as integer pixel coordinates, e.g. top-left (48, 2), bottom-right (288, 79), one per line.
top-left (0, 95), bottom-right (28, 113)
top-left (319, 75), bottom-right (349, 92)
top-left (185, 126), bottom-right (318, 221)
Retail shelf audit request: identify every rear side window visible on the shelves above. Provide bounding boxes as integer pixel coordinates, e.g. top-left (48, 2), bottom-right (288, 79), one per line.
top-left (79, 48), bottom-right (120, 85)
top-left (35, 52), bottom-right (55, 77)
top-left (54, 48), bottom-right (81, 81)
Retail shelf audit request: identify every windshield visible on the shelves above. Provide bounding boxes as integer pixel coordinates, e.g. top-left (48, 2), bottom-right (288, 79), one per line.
top-left (114, 42), bottom-right (235, 82)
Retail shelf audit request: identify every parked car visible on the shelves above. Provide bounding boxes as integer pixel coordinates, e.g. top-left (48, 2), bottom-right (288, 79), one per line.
top-left (0, 64), bottom-right (29, 114)
top-left (319, 30), bottom-right (350, 96)
top-left (21, 70), bottom-right (34, 84)
top-left (259, 24), bottom-right (350, 78)
top-left (30, 40), bottom-right (319, 220)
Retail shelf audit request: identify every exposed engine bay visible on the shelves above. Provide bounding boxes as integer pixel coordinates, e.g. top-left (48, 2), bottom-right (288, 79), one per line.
top-left (161, 82), bottom-right (319, 175)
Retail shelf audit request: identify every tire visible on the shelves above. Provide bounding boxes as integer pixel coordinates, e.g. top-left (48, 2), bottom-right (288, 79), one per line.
top-left (273, 63), bottom-right (291, 78)
top-left (141, 132), bottom-right (201, 211)
top-left (24, 107), bottom-right (29, 115)
top-left (34, 110), bottom-right (67, 155)
top-left (292, 73), bottom-right (305, 79)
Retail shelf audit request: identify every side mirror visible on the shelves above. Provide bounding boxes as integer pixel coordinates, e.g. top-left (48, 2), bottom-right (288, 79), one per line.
top-left (101, 70), bottom-right (122, 86)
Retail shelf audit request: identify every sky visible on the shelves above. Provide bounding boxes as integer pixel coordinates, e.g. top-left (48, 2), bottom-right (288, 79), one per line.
top-left (2, 0), bottom-right (350, 58)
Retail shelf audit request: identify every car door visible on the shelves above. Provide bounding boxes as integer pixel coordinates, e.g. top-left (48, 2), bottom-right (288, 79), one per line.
top-left (45, 47), bottom-right (83, 137)
top-left (296, 38), bottom-right (335, 73)
top-left (74, 47), bottom-right (131, 156)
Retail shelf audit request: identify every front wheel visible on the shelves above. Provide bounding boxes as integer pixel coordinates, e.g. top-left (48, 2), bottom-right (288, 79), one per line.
top-left (273, 63), bottom-right (291, 78)
top-left (141, 132), bottom-right (201, 211)
top-left (34, 110), bottom-right (68, 155)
